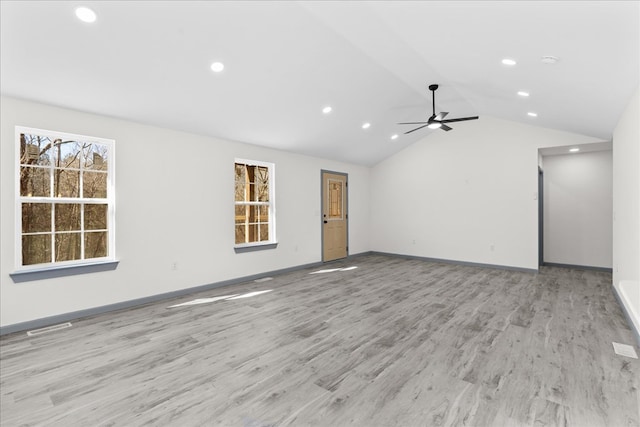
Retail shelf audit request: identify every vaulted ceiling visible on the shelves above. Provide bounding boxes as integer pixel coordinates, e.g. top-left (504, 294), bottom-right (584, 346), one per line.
top-left (1, 1), bottom-right (638, 166)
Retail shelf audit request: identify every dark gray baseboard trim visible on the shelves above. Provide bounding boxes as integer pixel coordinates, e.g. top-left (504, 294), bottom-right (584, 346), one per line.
top-left (369, 251), bottom-right (538, 274)
top-left (327, 251), bottom-right (374, 263)
top-left (612, 285), bottom-right (640, 347)
top-left (0, 260), bottom-right (324, 337)
top-left (542, 262), bottom-right (613, 273)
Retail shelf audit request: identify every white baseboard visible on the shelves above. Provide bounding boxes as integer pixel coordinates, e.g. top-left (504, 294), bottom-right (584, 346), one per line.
top-left (613, 280), bottom-right (640, 347)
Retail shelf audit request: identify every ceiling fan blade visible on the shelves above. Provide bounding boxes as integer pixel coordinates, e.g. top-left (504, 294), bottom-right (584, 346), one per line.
top-left (435, 112), bottom-right (449, 121)
top-left (398, 122), bottom-right (429, 125)
top-left (440, 116), bottom-right (479, 123)
top-left (404, 124), bottom-right (430, 134)
top-left (440, 124), bottom-right (453, 131)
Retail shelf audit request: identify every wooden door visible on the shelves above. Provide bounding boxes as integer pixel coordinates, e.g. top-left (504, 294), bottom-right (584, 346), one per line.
top-left (322, 171), bottom-right (348, 261)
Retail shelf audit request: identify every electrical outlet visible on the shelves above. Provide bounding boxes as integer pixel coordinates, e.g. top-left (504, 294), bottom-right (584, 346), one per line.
top-left (171, 262), bottom-right (178, 270)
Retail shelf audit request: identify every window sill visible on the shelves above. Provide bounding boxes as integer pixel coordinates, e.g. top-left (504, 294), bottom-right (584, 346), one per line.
top-left (234, 242), bottom-right (278, 253)
top-left (10, 260), bottom-right (119, 283)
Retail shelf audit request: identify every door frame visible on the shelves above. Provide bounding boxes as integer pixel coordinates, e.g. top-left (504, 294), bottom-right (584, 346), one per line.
top-left (321, 169), bottom-right (349, 262)
top-left (538, 166), bottom-right (544, 267)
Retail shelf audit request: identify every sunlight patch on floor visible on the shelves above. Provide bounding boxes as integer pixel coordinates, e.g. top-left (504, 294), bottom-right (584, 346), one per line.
top-left (168, 290), bottom-right (273, 308)
top-left (226, 290), bottom-right (273, 300)
top-left (168, 295), bottom-right (240, 308)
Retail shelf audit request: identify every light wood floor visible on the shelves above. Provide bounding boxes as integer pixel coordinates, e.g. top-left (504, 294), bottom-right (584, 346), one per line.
top-left (1, 254), bottom-right (639, 426)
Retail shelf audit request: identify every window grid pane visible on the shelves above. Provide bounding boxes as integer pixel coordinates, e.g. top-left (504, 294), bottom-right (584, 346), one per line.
top-left (83, 172), bottom-right (107, 198)
top-left (20, 166), bottom-right (51, 197)
top-left (82, 144), bottom-right (108, 171)
top-left (85, 204), bottom-right (108, 230)
top-left (54, 168), bottom-right (80, 198)
top-left (22, 203), bottom-right (52, 233)
top-left (20, 134), bottom-right (53, 166)
top-left (54, 203), bottom-right (81, 231)
top-left (55, 232), bottom-right (82, 262)
top-left (22, 234), bottom-right (52, 265)
top-left (235, 224), bottom-right (246, 245)
top-left (85, 231), bottom-right (108, 259)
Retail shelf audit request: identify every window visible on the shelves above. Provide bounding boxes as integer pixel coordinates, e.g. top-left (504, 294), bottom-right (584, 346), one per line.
top-left (328, 179), bottom-right (344, 219)
top-left (16, 127), bottom-right (115, 270)
top-left (234, 159), bottom-right (275, 247)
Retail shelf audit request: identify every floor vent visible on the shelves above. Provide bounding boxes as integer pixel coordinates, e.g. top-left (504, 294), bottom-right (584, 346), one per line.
top-left (612, 342), bottom-right (638, 359)
top-left (254, 277), bottom-right (274, 283)
top-left (27, 322), bottom-right (72, 336)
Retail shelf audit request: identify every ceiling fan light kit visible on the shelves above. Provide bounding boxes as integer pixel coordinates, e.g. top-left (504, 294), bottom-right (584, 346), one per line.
top-left (398, 84), bottom-right (479, 134)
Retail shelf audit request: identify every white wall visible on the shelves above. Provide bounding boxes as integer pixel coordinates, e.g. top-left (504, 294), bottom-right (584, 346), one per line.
top-left (0, 96), bottom-right (371, 328)
top-left (612, 87), bottom-right (639, 338)
top-left (370, 116), bottom-right (603, 270)
top-left (543, 151), bottom-right (612, 268)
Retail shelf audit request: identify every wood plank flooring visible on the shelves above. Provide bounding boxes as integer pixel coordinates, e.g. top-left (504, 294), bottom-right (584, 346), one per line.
top-left (1, 254), bottom-right (639, 426)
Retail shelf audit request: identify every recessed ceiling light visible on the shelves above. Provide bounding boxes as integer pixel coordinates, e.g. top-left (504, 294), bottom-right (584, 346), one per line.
top-left (541, 56), bottom-right (559, 64)
top-left (517, 91), bottom-right (530, 97)
top-left (570, 148), bottom-right (580, 152)
top-left (322, 106), bottom-right (332, 114)
top-left (362, 122), bottom-right (371, 129)
top-left (210, 62), bottom-right (225, 73)
top-left (75, 6), bottom-right (97, 23)
top-left (390, 134), bottom-right (399, 140)
top-left (528, 112), bottom-right (538, 117)
top-left (501, 58), bottom-right (517, 66)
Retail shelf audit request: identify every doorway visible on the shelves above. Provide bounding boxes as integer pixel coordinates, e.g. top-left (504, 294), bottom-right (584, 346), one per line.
top-left (321, 170), bottom-right (348, 262)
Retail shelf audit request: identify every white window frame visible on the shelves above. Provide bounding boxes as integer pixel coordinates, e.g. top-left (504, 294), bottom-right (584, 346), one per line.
top-left (234, 158), bottom-right (276, 249)
top-left (14, 126), bottom-right (116, 272)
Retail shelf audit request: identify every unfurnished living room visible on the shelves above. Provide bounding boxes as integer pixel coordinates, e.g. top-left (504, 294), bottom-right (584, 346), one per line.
top-left (0, 1), bottom-right (638, 426)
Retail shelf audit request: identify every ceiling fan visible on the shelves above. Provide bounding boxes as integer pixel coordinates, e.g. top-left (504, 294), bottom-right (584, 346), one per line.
top-left (399, 84), bottom-right (479, 133)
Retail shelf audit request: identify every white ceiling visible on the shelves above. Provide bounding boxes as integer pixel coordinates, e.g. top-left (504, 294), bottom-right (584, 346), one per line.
top-left (1, 1), bottom-right (638, 166)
